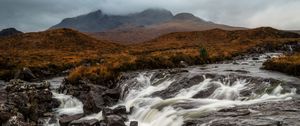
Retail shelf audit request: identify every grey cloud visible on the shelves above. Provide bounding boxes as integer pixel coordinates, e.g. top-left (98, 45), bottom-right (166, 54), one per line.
top-left (0, 0), bottom-right (299, 32)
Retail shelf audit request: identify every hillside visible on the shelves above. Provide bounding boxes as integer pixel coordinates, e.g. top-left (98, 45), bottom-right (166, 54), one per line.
top-left (0, 28), bottom-right (121, 80)
top-left (67, 27), bottom-right (300, 83)
top-left (1, 27), bottom-right (299, 82)
top-left (50, 8), bottom-right (244, 44)
top-left (130, 27), bottom-right (300, 56)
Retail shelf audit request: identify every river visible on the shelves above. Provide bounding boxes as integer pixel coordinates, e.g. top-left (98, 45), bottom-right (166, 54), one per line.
top-left (45, 53), bottom-right (300, 126)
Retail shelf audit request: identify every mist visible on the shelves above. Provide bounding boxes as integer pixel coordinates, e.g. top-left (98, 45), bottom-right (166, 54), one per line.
top-left (1, 0), bottom-right (299, 32)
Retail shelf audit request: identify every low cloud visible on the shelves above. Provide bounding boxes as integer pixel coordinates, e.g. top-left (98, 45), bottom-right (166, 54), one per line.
top-left (0, 0), bottom-right (299, 32)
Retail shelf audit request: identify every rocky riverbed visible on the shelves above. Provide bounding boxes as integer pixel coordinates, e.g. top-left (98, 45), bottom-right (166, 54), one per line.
top-left (1, 53), bottom-right (300, 126)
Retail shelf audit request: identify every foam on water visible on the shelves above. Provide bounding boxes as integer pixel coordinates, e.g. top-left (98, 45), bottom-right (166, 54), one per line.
top-left (120, 72), bottom-right (297, 126)
top-left (43, 53), bottom-right (298, 126)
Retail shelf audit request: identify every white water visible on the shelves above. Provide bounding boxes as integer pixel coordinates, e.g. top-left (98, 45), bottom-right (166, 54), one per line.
top-left (43, 53), bottom-right (299, 126)
top-left (43, 77), bottom-right (84, 126)
top-left (120, 73), bottom-right (296, 126)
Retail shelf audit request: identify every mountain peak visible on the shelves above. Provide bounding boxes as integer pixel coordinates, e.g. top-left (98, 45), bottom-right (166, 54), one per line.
top-left (87, 9), bottom-right (103, 17)
top-left (136, 8), bottom-right (173, 20)
top-left (0, 27), bottom-right (23, 37)
top-left (174, 13), bottom-right (204, 21)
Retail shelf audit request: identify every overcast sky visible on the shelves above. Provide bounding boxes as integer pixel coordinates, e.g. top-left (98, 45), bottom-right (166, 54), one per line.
top-left (1, 0), bottom-right (300, 32)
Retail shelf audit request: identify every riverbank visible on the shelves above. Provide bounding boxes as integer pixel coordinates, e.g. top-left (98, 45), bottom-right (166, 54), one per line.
top-left (263, 53), bottom-right (300, 76)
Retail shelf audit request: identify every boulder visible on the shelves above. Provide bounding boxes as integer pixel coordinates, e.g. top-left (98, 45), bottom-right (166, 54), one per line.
top-left (14, 67), bottom-right (37, 82)
top-left (58, 114), bottom-right (84, 126)
top-left (130, 121), bottom-right (138, 126)
top-left (112, 106), bottom-right (127, 115)
top-left (105, 115), bottom-right (126, 126)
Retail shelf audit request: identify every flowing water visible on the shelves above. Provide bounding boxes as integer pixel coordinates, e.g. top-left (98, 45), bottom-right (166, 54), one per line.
top-left (45, 53), bottom-right (300, 126)
top-left (43, 77), bottom-right (84, 126)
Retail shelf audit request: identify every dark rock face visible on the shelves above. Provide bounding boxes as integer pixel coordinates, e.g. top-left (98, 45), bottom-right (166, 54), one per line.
top-left (50, 8), bottom-right (173, 32)
top-left (0, 80), bottom-right (60, 125)
top-left (0, 28), bottom-right (22, 37)
top-left (59, 79), bottom-right (121, 114)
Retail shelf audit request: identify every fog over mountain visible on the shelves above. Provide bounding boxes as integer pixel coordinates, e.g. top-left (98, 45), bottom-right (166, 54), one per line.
top-left (1, 0), bottom-right (300, 32)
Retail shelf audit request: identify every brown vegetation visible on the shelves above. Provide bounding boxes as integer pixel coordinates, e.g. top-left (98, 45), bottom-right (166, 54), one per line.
top-left (0, 27), bottom-right (299, 84)
top-left (263, 53), bottom-right (300, 76)
top-left (0, 28), bottom-right (122, 80)
top-left (67, 27), bottom-right (300, 84)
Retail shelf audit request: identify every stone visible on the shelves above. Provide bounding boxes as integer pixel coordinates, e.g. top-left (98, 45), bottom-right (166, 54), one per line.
top-left (130, 121), bottom-right (138, 126)
top-left (106, 115), bottom-right (126, 126)
top-left (59, 114), bottom-right (84, 126)
top-left (70, 119), bottom-right (99, 126)
top-left (14, 67), bottom-right (37, 82)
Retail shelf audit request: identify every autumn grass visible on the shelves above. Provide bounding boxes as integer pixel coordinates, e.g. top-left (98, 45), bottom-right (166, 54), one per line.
top-left (1, 27), bottom-right (299, 83)
top-left (263, 53), bottom-right (300, 76)
top-left (66, 28), bottom-right (300, 84)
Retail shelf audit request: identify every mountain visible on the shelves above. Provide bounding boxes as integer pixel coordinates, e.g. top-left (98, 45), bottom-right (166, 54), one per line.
top-left (50, 9), bottom-right (244, 44)
top-left (0, 28), bottom-right (22, 37)
top-left (50, 9), bottom-right (173, 32)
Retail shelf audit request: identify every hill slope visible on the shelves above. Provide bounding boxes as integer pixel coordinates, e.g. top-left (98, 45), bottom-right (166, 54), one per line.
top-left (0, 28), bottom-right (121, 80)
top-left (67, 27), bottom-right (300, 84)
top-left (131, 27), bottom-right (300, 57)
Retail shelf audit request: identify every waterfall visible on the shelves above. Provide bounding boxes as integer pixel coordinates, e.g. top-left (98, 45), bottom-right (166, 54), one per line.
top-left (120, 73), bottom-right (297, 126)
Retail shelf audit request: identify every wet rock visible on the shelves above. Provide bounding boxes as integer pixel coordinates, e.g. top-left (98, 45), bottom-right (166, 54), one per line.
top-left (105, 115), bottom-right (126, 126)
top-left (102, 106), bottom-right (128, 121)
top-left (70, 119), bottom-right (99, 126)
top-left (252, 57), bottom-right (259, 60)
top-left (180, 61), bottom-right (189, 67)
top-left (102, 88), bottom-right (121, 106)
top-left (183, 99), bottom-right (300, 126)
top-left (232, 61), bottom-right (239, 65)
top-left (217, 108), bottom-right (251, 117)
top-left (209, 118), bottom-right (282, 126)
top-left (59, 114), bottom-right (84, 126)
top-left (60, 79), bottom-right (121, 115)
top-left (234, 70), bottom-right (250, 74)
top-left (102, 108), bottom-right (115, 117)
top-left (113, 106), bottom-right (127, 115)
top-left (0, 85), bottom-right (6, 104)
top-left (241, 62), bottom-right (249, 65)
top-left (14, 67), bottom-right (37, 82)
top-left (130, 121), bottom-right (138, 126)
top-left (0, 79), bottom-right (60, 124)
top-left (3, 113), bottom-right (31, 126)
top-left (192, 83), bottom-right (219, 98)
top-left (152, 74), bottom-right (205, 99)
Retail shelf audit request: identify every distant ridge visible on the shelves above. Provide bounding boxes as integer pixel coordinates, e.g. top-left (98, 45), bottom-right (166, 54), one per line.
top-left (50, 8), bottom-right (245, 44)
